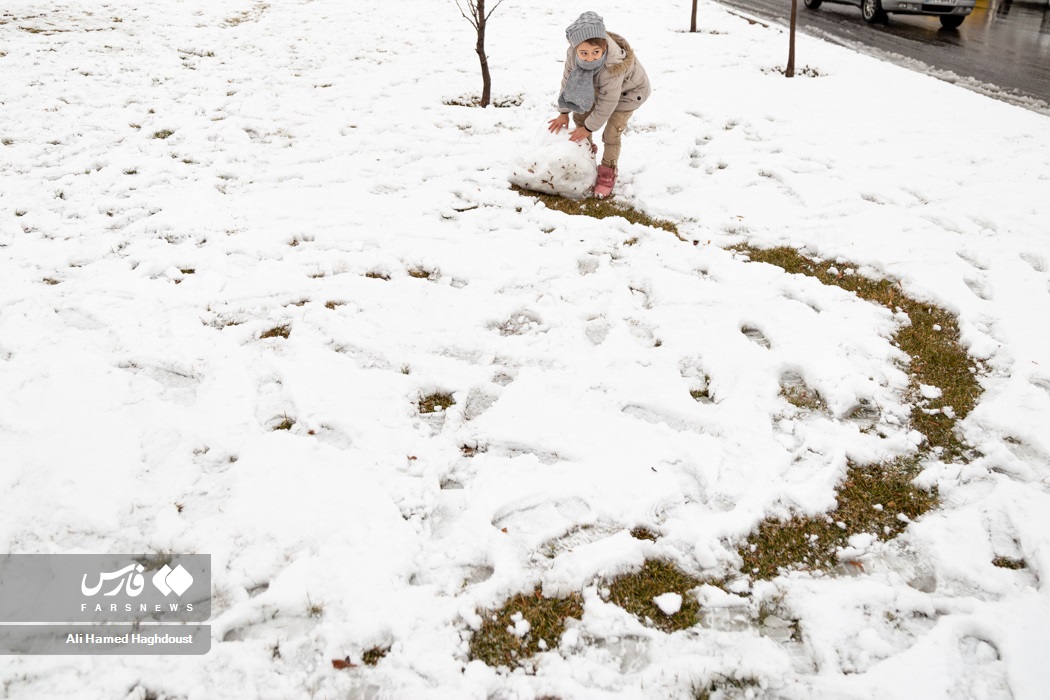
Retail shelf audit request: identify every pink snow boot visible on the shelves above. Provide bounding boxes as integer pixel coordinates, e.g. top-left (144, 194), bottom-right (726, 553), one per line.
top-left (593, 165), bottom-right (617, 198)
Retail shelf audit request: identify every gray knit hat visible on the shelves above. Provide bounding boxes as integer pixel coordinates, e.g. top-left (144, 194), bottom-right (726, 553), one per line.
top-left (566, 11), bottom-right (607, 48)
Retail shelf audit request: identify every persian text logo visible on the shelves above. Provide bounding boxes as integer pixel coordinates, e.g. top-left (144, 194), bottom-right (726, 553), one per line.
top-left (81, 564), bottom-right (146, 597)
top-left (81, 563), bottom-right (194, 598)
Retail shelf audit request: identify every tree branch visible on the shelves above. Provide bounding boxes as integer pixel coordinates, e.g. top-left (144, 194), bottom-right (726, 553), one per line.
top-left (484, 0), bottom-right (506, 21)
top-left (453, 0), bottom-right (480, 30)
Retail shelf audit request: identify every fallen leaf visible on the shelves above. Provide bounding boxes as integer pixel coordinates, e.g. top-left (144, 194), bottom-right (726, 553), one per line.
top-left (332, 657), bottom-right (356, 670)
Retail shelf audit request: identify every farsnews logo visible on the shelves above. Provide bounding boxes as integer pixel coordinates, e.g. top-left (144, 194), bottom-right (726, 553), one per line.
top-left (81, 563), bottom-right (194, 598)
top-left (151, 564), bottom-right (193, 597)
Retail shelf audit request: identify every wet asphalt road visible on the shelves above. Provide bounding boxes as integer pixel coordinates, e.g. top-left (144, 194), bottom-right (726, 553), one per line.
top-left (716, 0), bottom-right (1050, 109)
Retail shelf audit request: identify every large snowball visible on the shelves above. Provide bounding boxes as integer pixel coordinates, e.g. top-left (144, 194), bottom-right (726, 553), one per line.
top-left (509, 127), bottom-right (597, 199)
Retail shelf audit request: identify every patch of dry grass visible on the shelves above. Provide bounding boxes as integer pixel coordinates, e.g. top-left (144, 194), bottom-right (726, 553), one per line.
top-left (606, 560), bottom-right (703, 633)
top-left (734, 245), bottom-right (979, 459)
top-left (740, 458), bottom-right (936, 579)
top-left (512, 185), bottom-right (683, 240)
top-left (733, 244), bottom-right (978, 579)
top-left (469, 588), bottom-right (584, 668)
top-left (418, 392), bottom-right (455, 414)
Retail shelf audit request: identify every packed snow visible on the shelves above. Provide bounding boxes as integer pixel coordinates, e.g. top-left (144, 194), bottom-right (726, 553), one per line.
top-left (1, 0), bottom-right (1049, 698)
top-left (509, 128), bottom-right (598, 199)
top-left (653, 593), bottom-right (684, 616)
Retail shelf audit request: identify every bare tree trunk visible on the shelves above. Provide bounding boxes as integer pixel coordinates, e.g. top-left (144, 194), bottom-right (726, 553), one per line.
top-left (455, 0), bottom-right (504, 107)
top-left (786, 0), bottom-right (797, 77)
top-left (477, 0), bottom-right (491, 107)
top-left (691, 0), bottom-right (698, 32)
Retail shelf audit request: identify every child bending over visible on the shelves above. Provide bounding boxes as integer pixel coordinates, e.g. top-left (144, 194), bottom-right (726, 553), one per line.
top-left (548, 11), bottom-right (651, 198)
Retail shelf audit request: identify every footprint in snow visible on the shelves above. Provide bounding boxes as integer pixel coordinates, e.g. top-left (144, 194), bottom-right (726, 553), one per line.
top-left (462, 387), bottom-right (498, 421)
top-left (409, 563), bottom-right (493, 589)
top-left (491, 497), bottom-right (592, 537)
top-left (843, 399), bottom-right (881, 428)
top-left (957, 248), bottom-right (990, 271)
top-left (578, 254), bottom-right (600, 275)
top-left (494, 443), bottom-right (561, 465)
top-left (741, 325), bottom-right (771, 348)
top-left (596, 636), bottom-right (651, 674)
top-left (194, 446), bottom-right (239, 475)
top-left (964, 276), bottom-right (992, 301)
top-left (55, 307), bottom-right (105, 331)
top-left (1031, 375), bottom-right (1050, 397)
top-left (585, 317), bottom-right (610, 345)
top-left (1019, 251), bottom-right (1045, 272)
top-left (622, 405), bottom-right (697, 433)
top-left (491, 369), bottom-right (515, 387)
top-left (541, 522), bottom-right (624, 558)
top-left (628, 319), bottom-right (660, 347)
top-left (679, 357), bottom-right (713, 403)
top-left (952, 636), bottom-right (1012, 700)
top-left (490, 311), bottom-right (543, 336)
top-left (117, 360), bottom-right (202, 406)
top-left (984, 508), bottom-right (1028, 570)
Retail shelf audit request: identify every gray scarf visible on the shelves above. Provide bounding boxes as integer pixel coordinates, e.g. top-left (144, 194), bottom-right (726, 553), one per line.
top-left (558, 53), bottom-right (608, 114)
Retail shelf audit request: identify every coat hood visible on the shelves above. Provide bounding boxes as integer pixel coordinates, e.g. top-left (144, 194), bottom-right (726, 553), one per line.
top-left (602, 32), bottom-right (635, 78)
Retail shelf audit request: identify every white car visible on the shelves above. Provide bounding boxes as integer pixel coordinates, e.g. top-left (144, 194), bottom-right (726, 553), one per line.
top-left (804, 0), bottom-right (975, 29)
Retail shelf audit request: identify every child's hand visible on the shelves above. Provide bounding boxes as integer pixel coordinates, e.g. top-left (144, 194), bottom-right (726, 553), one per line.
top-left (548, 114), bottom-right (569, 133)
top-left (568, 127), bottom-right (590, 142)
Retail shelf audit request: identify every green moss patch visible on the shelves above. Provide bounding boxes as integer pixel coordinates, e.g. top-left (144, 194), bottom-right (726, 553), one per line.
top-left (469, 588), bottom-right (584, 669)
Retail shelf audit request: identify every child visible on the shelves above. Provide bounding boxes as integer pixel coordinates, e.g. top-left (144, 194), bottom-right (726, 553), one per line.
top-left (548, 11), bottom-right (651, 198)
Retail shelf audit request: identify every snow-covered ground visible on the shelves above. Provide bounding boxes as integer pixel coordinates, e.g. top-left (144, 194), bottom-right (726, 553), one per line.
top-left (2, 0), bottom-right (1049, 697)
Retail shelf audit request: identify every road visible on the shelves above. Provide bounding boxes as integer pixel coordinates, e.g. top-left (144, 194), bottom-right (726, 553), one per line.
top-left (716, 0), bottom-right (1050, 110)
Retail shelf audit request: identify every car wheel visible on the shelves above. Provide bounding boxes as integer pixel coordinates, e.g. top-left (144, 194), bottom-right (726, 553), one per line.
top-left (861, 0), bottom-right (887, 23)
top-left (804, 0), bottom-right (823, 8)
top-left (939, 15), bottom-right (965, 28)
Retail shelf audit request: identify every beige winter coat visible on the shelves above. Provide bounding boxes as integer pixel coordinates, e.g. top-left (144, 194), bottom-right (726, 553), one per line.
top-left (558, 32), bottom-right (651, 132)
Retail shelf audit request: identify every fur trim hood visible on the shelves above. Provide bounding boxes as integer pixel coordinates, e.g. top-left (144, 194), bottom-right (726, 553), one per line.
top-left (602, 32), bottom-right (635, 78)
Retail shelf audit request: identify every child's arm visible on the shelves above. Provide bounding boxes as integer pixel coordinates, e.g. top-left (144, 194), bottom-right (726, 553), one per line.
top-left (581, 72), bottom-right (627, 133)
top-left (550, 47), bottom-right (574, 131)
